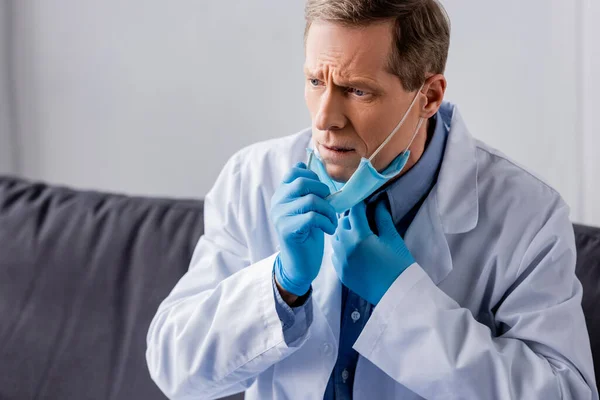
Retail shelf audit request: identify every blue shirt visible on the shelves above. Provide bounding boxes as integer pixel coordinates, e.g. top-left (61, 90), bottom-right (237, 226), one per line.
top-left (273, 111), bottom-right (449, 399)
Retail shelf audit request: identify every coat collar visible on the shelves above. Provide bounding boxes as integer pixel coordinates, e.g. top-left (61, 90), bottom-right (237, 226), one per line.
top-left (434, 102), bottom-right (479, 234)
top-left (404, 102), bottom-right (479, 286)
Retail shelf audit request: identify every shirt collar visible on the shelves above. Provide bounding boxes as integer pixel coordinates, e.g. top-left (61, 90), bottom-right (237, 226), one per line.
top-left (367, 111), bottom-right (449, 226)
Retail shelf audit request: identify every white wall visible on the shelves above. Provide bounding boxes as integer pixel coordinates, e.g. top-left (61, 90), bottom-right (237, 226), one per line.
top-left (581, 0), bottom-right (600, 226)
top-left (443, 0), bottom-right (589, 224)
top-left (11, 0), bottom-right (308, 198)
top-left (7, 0), bottom-right (600, 225)
top-left (0, 1), bottom-right (16, 175)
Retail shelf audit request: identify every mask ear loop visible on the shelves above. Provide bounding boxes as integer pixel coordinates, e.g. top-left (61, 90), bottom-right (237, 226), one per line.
top-left (368, 83), bottom-right (425, 162)
top-left (403, 116), bottom-right (425, 154)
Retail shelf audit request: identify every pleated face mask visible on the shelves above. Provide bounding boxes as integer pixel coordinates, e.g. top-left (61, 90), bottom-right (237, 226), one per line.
top-left (307, 85), bottom-right (424, 214)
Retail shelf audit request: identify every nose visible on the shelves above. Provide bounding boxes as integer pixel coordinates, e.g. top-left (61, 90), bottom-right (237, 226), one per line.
top-left (314, 88), bottom-right (346, 132)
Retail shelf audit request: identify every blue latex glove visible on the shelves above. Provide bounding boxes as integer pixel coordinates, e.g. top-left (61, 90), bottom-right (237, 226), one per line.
top-left (331, 201), bottom-right (415, 305)
top-left (271, 162), bottom-right (338, 296)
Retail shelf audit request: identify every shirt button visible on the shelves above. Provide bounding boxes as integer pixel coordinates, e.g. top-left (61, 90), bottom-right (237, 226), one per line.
top-left (342, 368), bottom-right (349, 383)
top-left (322, 343), bottom-right (332, 355)
top-left (351, 310), bottom-right (361, 323)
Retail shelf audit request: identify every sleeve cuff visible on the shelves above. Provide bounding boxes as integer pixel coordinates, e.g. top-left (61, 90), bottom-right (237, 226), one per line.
top-left (271, 266), bottom-right (314, 346)
top-left (272, 272), bottom-right (297, 330)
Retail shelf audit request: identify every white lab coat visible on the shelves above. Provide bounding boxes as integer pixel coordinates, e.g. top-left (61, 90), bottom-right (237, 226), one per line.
top-left (146, 103), bottom-right (598, 400)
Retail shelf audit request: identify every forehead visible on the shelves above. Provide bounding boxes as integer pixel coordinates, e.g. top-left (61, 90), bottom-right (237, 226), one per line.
top-left (304, 20), bottom-right (394, 79)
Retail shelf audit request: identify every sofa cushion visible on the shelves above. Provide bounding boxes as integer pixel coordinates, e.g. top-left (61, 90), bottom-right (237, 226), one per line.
top-left (1, 175), bottom-right (597, 398)
top-left (0, 176), bottom-right (204, 400)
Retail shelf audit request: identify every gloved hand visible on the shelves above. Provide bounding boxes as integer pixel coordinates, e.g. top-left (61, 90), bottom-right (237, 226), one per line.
top-left (271, 162), bottom-right (338, 296)
top-left (331, 201), bottom-right (415, 305)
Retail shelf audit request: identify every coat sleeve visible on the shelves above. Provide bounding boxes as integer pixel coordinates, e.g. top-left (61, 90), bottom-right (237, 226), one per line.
top-left (353, 203), bottom-right (598, 400)
top-left (146, 152), bottom-right (311, 400)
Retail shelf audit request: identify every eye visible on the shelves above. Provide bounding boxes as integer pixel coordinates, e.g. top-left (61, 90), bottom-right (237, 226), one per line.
top-left (347, 87), bottom-right (366, 97)
top-left (309, 78), bottom-right (321, 87)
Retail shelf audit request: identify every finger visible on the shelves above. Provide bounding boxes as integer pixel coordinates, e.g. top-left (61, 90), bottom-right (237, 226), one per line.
top-left (281, 210), bottom-right (336, 237)
top-left (374, 201), bottom-right (398, 239)
top-left (339, 215), bottom-right (351, 231)
top-left (297, 211), bottom-right (337, 235)
top-left (334, 222), bottom-right (352, 243)
top-left (285, 177), bottom-right (331, 200)
top-left (287, 194), bottom-right (337, 227)
top-left (282, 163), bottom-right (319, 184)
top-left (348, 201), bottom-right (371, 237)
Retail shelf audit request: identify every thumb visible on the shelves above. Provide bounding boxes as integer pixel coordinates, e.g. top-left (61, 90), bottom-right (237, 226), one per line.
top-left (374, 201), bottom-right (398, 239)
top-left (348, 201), bottom-right (371, 237)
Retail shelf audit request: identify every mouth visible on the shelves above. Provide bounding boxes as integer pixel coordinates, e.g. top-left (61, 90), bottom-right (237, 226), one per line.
top-left (321, 144), bottom-right (355, 154)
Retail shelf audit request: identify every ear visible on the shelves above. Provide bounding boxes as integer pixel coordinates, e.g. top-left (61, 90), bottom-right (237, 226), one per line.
top-left (419, 74), bottom-right (447, 119)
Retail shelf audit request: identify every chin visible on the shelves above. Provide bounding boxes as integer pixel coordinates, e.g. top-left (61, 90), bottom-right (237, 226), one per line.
top-left (325, 164), bottom-right (353, 183)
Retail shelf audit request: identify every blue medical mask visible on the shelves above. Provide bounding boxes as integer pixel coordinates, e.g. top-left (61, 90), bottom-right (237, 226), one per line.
top-left (307, 85), bottom-right (424, 214)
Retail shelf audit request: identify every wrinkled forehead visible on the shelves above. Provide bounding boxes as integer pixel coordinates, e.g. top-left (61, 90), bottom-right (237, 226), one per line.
top-left (304, 20), bottom-right (395, 81)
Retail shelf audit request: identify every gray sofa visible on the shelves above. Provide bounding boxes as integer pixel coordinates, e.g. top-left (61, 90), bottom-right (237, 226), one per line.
top-left (0, 176), bottom-right (598, 399)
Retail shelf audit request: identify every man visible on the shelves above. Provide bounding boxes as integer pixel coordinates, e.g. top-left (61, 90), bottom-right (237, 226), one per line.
top-left (146, 1), bottom-right (598, 399)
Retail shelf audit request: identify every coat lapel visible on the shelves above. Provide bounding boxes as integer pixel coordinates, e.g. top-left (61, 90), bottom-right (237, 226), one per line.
top-left (312, 234), bottom-right (342, 345)
top-left (405, 190), bottom-right (454, 285)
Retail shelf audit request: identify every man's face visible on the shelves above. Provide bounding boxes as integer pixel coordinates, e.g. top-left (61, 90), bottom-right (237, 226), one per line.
top-left (304, 20), bottom-right (423, 182)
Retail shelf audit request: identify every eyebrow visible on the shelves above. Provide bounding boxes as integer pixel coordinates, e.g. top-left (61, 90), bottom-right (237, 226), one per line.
top-left (303, 66), bottom-right (383, 92)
